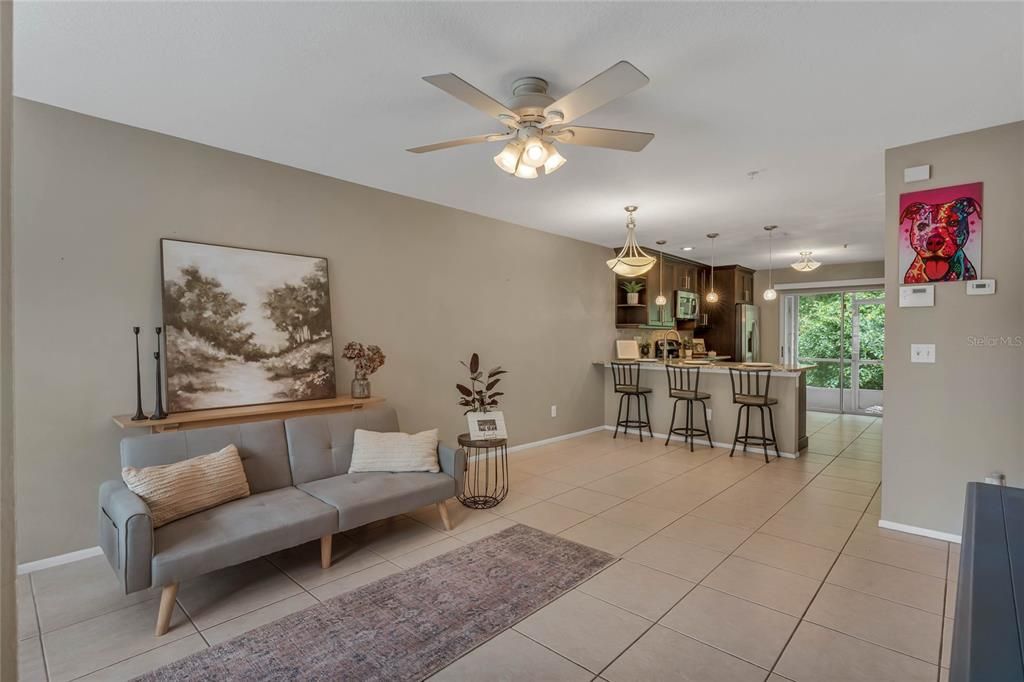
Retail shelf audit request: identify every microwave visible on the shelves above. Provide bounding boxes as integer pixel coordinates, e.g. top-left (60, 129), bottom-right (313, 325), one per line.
top-left (675, 290), bottom-right (699, 320)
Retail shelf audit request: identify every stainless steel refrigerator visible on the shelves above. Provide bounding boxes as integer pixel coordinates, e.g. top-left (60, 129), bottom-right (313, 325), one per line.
top-left (736, 304), bottom-right (760, 363)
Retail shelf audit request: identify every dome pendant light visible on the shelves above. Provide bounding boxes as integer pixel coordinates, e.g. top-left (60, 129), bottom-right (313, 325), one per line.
top-left (655, 240), bottom-right (668, 306)
top-left (705, 233), bottom-right (720, 303)
top-left (791, 250), bottom-right (821, 272)
top-left (606, 206), bottom-right (657, 276)
top-left (763, 225), bottom-right (778, 301)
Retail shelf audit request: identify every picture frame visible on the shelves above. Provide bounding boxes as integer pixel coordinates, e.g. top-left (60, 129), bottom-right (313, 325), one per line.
top-left (692, 338), bottom-right (706, 355)
top-left (160, 239), bottom-right (337, 412)
top-left (467, 411), bottom-right (508, 441)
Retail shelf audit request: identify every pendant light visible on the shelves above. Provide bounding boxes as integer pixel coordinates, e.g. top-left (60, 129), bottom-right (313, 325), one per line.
top-left (763, 225), bottom-right (778, 301)
top-left (655, 240), bottom-right (668, 306)
top-left (705, 233), bottom-right (720, 303)
top-left (791, 250), bottom-right (821, 272)
top-left (606, 206), bottom-right (656, 276)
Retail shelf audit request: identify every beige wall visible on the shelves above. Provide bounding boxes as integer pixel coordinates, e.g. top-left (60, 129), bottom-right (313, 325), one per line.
top-left (883, 121), bottom-right (1024, 537)
top-left (0, 2), bottom-right (14, 676)
top-left (12, 99), bottom-right (617, 562)
top-left (754, 261), bottom-right (885, 362)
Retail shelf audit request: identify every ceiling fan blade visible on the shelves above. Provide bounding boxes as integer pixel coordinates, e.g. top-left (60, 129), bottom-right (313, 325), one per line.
top-left (544, 61), bottom-right (650, 125)
top-left (422, 73), bottom-right (518, 122)
top-left (551, 126), bottom-right (654, 152)
top-left (406, 134), bottom-right (501, 154)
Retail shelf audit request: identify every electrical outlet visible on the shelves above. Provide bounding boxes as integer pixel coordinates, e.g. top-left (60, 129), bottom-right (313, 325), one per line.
top-left (911, 344), bottom-right (936, 364)
top-left (550, 405), bottom-right (557, 418)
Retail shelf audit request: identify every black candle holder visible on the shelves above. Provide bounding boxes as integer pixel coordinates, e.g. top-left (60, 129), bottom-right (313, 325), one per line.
top-left (151, 327), bottom-right (169, 420)
top-left (130, 326), bottom-right (147, 421)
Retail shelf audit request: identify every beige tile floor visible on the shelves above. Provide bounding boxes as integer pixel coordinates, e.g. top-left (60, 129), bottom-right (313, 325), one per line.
top-left (17, 412), bottom-right (959, 681)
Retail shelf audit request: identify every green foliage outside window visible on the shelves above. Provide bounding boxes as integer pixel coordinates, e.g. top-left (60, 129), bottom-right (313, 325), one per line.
top-left (797, 291), bottom-right (884, 390)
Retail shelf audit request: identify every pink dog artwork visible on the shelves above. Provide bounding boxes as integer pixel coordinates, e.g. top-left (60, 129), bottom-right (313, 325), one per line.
top-left (899, 182), bottom-right (982, 283)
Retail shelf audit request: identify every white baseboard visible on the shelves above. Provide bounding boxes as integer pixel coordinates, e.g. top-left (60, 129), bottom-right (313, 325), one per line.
top-left (602, 425), bottom-right (799, 458)
top-left (878, 519), bottom-right (962, 544)
top-left (18, 546), bottom-right (103, 575)
top-left (507, 426), bottom-right (606, 455)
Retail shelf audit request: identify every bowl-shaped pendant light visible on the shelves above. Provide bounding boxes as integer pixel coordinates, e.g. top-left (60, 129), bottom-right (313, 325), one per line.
top-left (763, 225), bottom-right (778, 301)
top-left (606, 206), bottom-right (656, 276)
top-left (705, 233), bottom-right (720, 303)
top-left (791, 250), bottom-right (821, 272)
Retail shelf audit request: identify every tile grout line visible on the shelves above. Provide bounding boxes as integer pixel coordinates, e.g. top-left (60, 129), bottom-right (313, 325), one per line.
top-left (27, 574), bottom-right (52, 682)
top-left (586, 443), bottom-right (825, 678)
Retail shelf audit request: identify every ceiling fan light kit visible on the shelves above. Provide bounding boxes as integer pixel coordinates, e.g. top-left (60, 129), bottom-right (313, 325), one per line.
top-left (409, 61), bottom-right (654, 179)
top-left (606, 206), bottom-right (656, 277)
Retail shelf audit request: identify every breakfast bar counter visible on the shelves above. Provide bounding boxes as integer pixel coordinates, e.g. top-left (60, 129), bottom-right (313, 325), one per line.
top-left (595, 360), bottom-right (813, 456)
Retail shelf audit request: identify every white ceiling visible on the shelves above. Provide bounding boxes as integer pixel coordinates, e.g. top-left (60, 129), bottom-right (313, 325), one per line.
top-left (14, 2), bottom-right (1024, 268)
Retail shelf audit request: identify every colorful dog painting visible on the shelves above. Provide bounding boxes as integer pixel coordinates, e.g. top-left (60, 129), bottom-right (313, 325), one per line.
top-left (899, 182), bottom-right (982, 283)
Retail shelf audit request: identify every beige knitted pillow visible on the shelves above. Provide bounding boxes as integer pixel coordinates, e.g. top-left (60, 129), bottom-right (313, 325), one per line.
top-left (348, 428), bottom-right (440, 473)
top-left (122, 444), bottom-right (251, 528)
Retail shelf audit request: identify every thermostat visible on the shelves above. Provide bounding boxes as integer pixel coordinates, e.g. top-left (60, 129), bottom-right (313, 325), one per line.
top-left (967, 279), bottom-right (996, 296)
top-left (899, 285), bottom-right (934, 308)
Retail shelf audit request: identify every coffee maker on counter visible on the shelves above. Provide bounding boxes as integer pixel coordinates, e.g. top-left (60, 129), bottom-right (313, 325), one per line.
top-left (654, 337), bottom-right (681, 359)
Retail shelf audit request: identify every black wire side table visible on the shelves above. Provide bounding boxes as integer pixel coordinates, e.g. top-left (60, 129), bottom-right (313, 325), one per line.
top-left (456, 433), bottom-right (509, 509)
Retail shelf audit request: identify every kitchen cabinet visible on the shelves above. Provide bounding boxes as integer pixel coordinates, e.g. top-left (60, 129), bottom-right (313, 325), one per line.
top-left (694, 265), bottom-right (756, 354)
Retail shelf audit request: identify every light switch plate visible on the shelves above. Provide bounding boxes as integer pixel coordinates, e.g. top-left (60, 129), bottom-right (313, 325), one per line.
top-left (967, 279), bottom-right (996, 295)
top-left (900, 285), bottom-right (935, 307)
top-left (911, 344), bottom-right (936, 364)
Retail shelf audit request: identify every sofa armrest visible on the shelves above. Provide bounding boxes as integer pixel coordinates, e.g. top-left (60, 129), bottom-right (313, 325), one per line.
top-left (98, 480), bottom-right (154, 594)
top-left (438, 443), bottom-right (466, 495)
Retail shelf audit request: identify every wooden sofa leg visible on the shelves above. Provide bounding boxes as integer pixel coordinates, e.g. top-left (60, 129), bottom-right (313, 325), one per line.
top-left (155, 583), bottom-right (178, 636)
top-left (321, 534), bottom-right (332, 569)
top-left (437, 501), bottom-right (453, 531)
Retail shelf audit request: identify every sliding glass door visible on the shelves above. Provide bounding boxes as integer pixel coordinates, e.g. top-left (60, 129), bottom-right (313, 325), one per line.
top-left (781, 288), bottom-right (884, 415)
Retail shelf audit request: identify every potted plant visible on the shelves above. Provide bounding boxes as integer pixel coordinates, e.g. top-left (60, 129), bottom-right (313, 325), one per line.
top-left (457, 353), bottom-right (508, 440)
top-left (638, 335), bottom-right (651, 358)
top-left (620, 279), bottom-right (644, 305)
top-left (341, 342), bottom-right (385, 399)
top-left (682, 336), bottom-right (694, 360)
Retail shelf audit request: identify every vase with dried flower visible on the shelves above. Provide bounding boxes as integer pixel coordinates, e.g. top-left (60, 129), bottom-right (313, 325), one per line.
top-left (342, 342), bottom-right (385, 399)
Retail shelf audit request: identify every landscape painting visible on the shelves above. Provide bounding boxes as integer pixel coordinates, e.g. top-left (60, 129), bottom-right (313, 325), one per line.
top-left (161, 239), bottom-right (336, 412)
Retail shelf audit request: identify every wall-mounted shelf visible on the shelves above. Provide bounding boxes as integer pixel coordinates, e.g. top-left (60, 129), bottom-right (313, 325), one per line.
top-left (113, 395), bottom-right (385, 433)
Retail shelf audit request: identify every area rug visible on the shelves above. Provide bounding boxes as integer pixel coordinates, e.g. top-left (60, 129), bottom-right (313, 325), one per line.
top-left (137, 524), bottom-right (614, 681)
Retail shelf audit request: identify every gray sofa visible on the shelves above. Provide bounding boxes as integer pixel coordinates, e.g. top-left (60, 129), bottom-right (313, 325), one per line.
top-left (98, 405), bottom-right (465, 635)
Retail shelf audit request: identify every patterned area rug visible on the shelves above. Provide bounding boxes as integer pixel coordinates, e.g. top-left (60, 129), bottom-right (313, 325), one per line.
top-left (138, 524), bottom-right (614, 681)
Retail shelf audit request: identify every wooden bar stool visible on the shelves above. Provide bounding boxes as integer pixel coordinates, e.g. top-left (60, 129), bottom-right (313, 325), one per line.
top-left (665, 364), bottom-right (712, 451)
top-left (611, 361), bottom-right (653, 441)
top-left (728, 367), bottom-right (780, 463)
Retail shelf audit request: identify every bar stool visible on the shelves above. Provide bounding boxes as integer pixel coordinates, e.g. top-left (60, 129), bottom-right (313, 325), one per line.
top-left (728, 367), bottom-right (780, 463)
top-left (611, 361), bottom-right (653, 441)
top-left (665, 364), bottom-right (712, 451)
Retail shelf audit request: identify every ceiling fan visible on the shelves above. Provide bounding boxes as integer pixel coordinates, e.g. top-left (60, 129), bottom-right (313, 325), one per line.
top-left (407, 61), bottom-right (655, 179)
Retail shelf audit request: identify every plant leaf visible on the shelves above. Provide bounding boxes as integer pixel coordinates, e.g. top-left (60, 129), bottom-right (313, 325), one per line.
top-left (486, 379), bottom-right (500, 390)
top-left (469, 353), bottom-right (479, 373)
top-left (456, 384), bottom-right (473, 397)
top-left (490, 392), bottom-right (504, 398)
top-left (488, 369), bottom-right (508, 378)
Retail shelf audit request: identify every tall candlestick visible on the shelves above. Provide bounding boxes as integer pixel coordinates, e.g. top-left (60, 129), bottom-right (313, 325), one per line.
top-left (151, 327), bottom-right (168, 420)
top-left (131, 326), bottom-right (147, 421)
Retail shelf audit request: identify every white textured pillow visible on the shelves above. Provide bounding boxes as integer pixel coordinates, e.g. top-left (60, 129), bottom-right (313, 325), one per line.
top-left (348, 428), bottom-right (440, 474)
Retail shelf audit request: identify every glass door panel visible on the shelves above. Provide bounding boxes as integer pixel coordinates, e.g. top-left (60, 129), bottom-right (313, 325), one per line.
top-left (851, 295), bottom-right (884, 414)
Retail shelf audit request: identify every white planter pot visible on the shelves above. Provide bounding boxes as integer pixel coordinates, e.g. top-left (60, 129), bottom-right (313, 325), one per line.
top-left (626, 292), bottom-right (639, 305)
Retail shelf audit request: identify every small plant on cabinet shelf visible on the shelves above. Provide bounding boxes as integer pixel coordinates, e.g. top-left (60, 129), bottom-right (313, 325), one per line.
top-left (456, 353), bottom-right (507, 415)
top-left (620, 279), bottom-right (644, 305)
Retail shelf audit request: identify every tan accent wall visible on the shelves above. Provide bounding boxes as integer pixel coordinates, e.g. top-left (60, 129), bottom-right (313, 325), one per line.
top-left (12, 99), bottom-right (617, 562)
top-left (754, 261), bottom-right (885, 362)
top-left (883, 121), bottom-right (1024, 536)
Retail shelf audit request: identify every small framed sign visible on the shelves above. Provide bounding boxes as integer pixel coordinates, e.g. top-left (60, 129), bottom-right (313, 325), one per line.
top-left (467, 411), bottom-right (508, 441)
